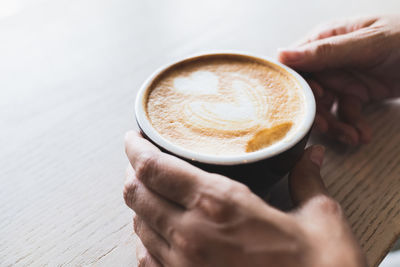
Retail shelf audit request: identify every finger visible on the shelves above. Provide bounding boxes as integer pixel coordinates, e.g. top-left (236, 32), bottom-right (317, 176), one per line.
top-left (338, 94), bottom-right (372, 144)
top-left (278, 25), bottom-right (383, 72)
top-left (307, 78), bottom-right (324, 98)
top-left (312, 70), bottom-right (372, 144)
top-left (136, 237), bottom-right (163, 267)
top-left (355, 118), bottom-right (372, 144)
top-left (293, 16), bottom-right (378, 47)
top-left (307, 71), bottom-right (369, 144)
top-left (134, 216), bottom-right (170, 266)
top-left (313, 114), bottom-right (329, 133)
top-left (289, 145), bottom-right (328, 207)
top-left (351, 70), bottom-right (391, 101)
top-left (289, 147), bottom-right (347, 223)
top-left (136, 242), bottom-right (163, 267)
top-left (306, 78), bottom-right (336, 110)
top-left (138, 252), bottom-right (162, 267)
top-left (318, 106), bottom-right (360, 146)
top-left (293, 24), bottom-right (350, 48)
top-left (337, 94), bottom-right (362, 122)
top-left (319, 89), bottom-right (335, 111)
top-left (307, 79), bottom-right (329, 133)
top-left (314, 70), bottom-right (369, 103)
top-left (125, 130), bottom-right (214, 208)
top-left (306, 79), bottom-right (328, 134)
top-left (124, 174), bottom-right (183, 241)
top-left (135, 235), bottom-right (147, 263)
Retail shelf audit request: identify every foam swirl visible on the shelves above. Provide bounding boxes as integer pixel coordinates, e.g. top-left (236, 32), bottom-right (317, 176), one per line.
top-left (180, 72), bottom-right (268, 135)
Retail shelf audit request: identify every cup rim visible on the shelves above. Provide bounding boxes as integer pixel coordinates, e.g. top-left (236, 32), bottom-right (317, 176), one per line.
top-left (135, 51), bottom-right (316, 165)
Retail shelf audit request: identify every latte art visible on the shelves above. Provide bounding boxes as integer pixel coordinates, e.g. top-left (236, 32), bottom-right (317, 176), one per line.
top-left (182, 72), bottom-right (268, 135)
top-left (146, 56), bottom-right (305, 155)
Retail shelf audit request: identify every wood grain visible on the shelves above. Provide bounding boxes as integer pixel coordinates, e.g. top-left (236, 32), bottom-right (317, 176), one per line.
top-left (0, 0), bottom-right (399, 266)
top-left (320, 100), bottom-right (400, 266)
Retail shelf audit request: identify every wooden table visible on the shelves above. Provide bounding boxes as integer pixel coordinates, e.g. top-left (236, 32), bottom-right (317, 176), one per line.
top-left (1, 1), bottom-right (399, 266)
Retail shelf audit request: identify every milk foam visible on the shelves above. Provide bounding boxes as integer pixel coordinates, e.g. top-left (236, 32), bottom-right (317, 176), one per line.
top-left (174, 71), bottom-right (219, 95)
top-left (182, 73), bottom-right (266, 134)
top-left (146, 57), bottom-right (305, 155)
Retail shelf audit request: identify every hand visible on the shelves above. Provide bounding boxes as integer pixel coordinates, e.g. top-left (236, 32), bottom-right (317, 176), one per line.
top-left (278, 15), bottom-right (400, 145)
top-left (123, 131), bottom-right (366, 267)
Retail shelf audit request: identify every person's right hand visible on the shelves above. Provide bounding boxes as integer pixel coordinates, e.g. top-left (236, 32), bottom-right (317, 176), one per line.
top-left (124, 131), bottom-right (367, 267)
top-left (278, 15), bottom-right (400, 146)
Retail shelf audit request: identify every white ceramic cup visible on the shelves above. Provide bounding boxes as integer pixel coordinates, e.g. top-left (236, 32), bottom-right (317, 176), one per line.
top-left (135, 52), bottom-right (315, 196)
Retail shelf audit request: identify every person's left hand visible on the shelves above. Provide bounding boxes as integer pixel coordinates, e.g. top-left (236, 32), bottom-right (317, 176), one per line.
top-left (124, 131), bottom-right (366, 267)
top-left (278, 15), bottom-right (400, 146)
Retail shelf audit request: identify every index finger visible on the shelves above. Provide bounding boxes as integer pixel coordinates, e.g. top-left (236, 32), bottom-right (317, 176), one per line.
top-left (124, 130), bottom-right (220, 208)
top-left (293, 16), bottom-right (379, 47)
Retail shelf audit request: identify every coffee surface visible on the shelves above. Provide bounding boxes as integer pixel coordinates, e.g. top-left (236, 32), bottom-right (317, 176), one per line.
top-left (145, 55), bottom-right (305, 155)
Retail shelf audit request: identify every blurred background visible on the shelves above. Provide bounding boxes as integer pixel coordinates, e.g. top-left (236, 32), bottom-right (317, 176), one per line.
top-left (1, 0), bottom-right (399, 266)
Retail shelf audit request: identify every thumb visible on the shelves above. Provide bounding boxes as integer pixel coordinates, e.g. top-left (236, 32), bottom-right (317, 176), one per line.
top-left (289, 145), bottom-right (328, 207)
top-left (278, 29), bottom-right (378, 72)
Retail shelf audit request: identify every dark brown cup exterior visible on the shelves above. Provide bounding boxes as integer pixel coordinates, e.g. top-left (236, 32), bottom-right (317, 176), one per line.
top-left (137, 121), bottom-right (310, 197)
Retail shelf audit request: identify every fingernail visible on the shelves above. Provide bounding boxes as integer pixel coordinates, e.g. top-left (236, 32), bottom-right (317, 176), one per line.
top-left (278, 48), bottom-right (304, 62)
top-left (309, 145), bottom-right (325, 167)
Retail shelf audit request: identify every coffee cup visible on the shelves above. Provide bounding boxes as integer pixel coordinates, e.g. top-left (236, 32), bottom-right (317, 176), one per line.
top-left (135, 52), bottom-right (315, 197)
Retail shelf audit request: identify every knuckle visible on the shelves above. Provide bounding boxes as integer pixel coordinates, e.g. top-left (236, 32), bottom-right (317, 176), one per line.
top-left (123, 179), bottom-right (140, 208)
top-left (210, 204), bottom-right (231, 222)
top-left (232, 182), bottom-right (251, 195)
top-left (193, 179), bottom-right (250, 222)
top-left (174, 232), bottom-right (205, 261)
top-left (153, 213), bottom-right (169, 234)
top-left (314, 42), bottom-right (333, 57)
top-left (218, 177), bottom-right (251, 198)
top-left (224, 182), bottom-right (252, 203)
top-left (165, 225), bottom-right (176, 242)
top-left (194, 192), bottom-right (234, 222)
top-left (135, 152), bottom-right (159, 181)
top-left (314, 195), bottom-right (342, 215)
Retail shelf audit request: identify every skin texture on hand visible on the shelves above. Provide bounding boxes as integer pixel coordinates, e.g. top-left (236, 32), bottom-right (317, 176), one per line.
top-left (123, 131), bottom-right (367, 267)
top-left (278, 15), bottom-right (400, 146)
